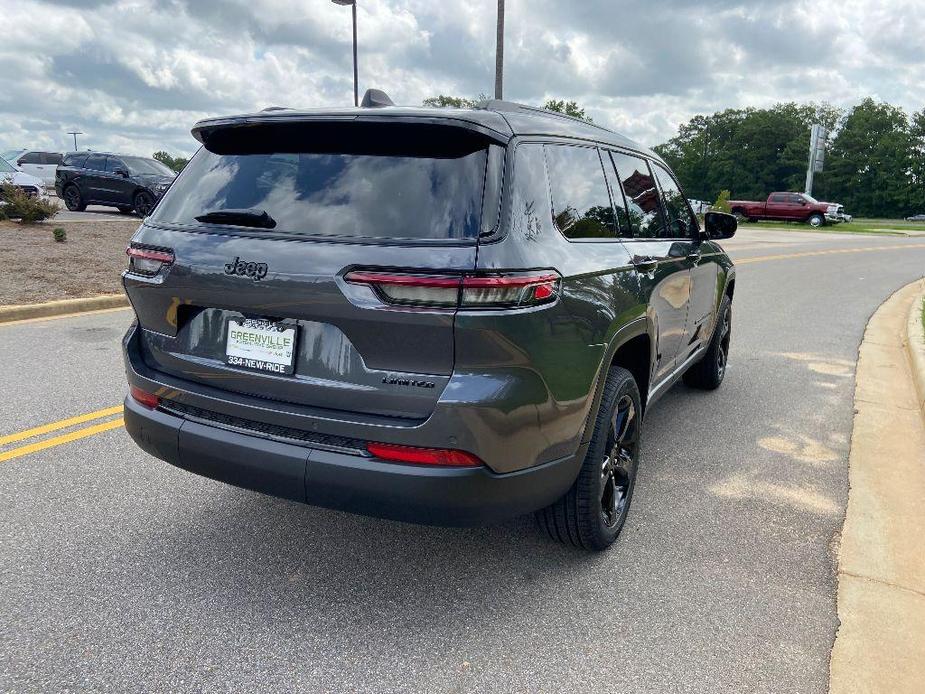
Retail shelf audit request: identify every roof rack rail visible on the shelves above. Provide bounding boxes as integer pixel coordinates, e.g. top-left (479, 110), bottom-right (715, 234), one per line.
top-left (478, 99), bottom-right (616, 137)
top-left (474, 99), bottom-right (527, 112)
top-left (261, 106), bottom-right (291, 112)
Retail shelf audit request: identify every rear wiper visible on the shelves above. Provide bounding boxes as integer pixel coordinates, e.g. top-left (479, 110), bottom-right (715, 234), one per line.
top-left (195, 208), bottom-right (277, 229)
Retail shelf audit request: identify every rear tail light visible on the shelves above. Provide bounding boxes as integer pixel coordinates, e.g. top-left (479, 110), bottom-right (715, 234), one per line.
top-left (126, 246), bottom-right (174, 276)
top-left (130, 385), bottom-right (160, 409)
top-left (366, 442), bottom-right (483, 467)
top-left (344, 271), bottom-right (560, 309)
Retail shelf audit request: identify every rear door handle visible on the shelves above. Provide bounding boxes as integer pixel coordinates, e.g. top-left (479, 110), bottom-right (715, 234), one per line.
top-left (633, 256), bottom-right (658, 274)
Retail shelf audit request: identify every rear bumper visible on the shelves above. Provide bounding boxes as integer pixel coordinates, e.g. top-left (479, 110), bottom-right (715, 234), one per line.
top-left (124, 394), bottom-right (584, 526)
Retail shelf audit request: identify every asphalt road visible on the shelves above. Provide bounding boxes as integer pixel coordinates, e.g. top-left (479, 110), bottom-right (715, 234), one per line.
top-left (44, 193), bottom-right (143, 222)
top-left (2, 229), bottom-right (925, 693)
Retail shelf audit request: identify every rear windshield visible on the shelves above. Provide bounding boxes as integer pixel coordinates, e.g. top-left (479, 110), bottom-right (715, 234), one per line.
top-left (152, 139), bottom-right (489, 241)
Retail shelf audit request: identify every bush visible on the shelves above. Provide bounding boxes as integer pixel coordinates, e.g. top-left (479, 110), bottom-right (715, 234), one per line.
top-left (0, 184), bottom-right (58, 223)
top-left (53, 227), bottom-right (67, 242)
top-left (712, 189), bottom-right (732, 214)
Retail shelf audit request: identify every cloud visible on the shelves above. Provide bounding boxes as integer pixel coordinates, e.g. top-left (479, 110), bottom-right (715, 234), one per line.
top-left (0, 0), bottom-right (922, 159)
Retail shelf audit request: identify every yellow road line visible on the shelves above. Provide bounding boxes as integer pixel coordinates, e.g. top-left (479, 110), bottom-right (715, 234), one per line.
top-left (736, 243), bottom-right (925, 265)
top-left (0, 418), bottom-right (124, 463)
top-left (0, 405), bottom-right (124, 446)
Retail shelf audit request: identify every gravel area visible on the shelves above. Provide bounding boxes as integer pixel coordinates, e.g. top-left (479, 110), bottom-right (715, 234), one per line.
top-left (0, 219), bottom-right (138, 305)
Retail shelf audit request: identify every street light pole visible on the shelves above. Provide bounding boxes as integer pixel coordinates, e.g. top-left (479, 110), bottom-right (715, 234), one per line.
top-left (332, 0), bottom-right (359, 107)
top-left (67, 131), bottom-right (83, 151)
top-left (494, 0), bottom-right (504, 100)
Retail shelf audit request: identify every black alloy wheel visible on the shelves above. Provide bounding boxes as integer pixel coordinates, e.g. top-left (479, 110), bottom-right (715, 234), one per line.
top-left (683, 294), bottom-right (732, 390)
top-left (538, 365), bottom-right (642, 550)
top-left (715, 305), bottom-right (731, 380)
top-left (600, 394), bottom-right (639, 529)
top-left (63, 185), bottom-right (85, 211)
top-left (134, 191), bottom-right (154, 217)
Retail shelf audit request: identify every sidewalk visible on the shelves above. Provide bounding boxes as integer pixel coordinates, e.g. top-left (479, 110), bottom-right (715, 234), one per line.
top-left (829, 278), bottom-right (925, 694)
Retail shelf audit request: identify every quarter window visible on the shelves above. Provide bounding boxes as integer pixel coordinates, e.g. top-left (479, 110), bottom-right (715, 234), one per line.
top-left (509, 144), bottom-right (554, 241)
top-left (19, 152), bottom-right (42, 165)
top-left (545, 145), bottom-right (617, 239)
top-left (652, 163), bottom-right (696, 239)
top-left (610, 152), bottom-right (661, 239)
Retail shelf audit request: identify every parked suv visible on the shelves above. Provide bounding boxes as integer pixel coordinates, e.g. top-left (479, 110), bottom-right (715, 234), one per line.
top-left (122, 95), bottom-right (737, 550)
top-left (55, 152), bottom-right (175, 216)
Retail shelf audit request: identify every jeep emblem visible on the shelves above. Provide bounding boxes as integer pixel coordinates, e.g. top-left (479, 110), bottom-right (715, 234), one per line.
top-left (224, 257), bottom-right (268, 281)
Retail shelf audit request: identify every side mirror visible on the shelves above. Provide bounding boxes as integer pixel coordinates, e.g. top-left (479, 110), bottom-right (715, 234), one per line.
top-left (703, 211), bottom-right (737, 240)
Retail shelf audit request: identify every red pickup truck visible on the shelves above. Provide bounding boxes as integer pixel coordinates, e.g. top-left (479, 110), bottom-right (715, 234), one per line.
top-left (728, 192), bottom-right (840, 227)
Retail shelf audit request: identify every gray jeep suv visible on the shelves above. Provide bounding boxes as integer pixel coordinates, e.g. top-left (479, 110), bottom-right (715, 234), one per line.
top-left (122, 94), bottom-right (736, 551)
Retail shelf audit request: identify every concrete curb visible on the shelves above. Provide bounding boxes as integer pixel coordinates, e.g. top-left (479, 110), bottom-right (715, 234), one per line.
top-left (829, 278), bottom-right (925, 694)
top-left (905, 291), bottom-right (925, 415)
top-left (0, 294), bottom-right (129, 324)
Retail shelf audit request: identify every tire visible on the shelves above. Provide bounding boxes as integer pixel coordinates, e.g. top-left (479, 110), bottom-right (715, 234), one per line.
top-left (732, 209), bottom-right (746, 222)
top-left (63, 185), bottom-right (86, 212)
top-left (808, 213), bottom-right (825, 228)
top-left (133, 191), bottom-right (154, 217)
top-left (117, 206), bottom-right (134, 214)
top-left (537, 366), bottom-right (642, 551)
top-left (683, 294), bottom-right (732, 390)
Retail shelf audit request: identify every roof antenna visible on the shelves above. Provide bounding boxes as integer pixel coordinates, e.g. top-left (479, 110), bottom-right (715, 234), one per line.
top-left (361, 89), bottom-right (394, 108)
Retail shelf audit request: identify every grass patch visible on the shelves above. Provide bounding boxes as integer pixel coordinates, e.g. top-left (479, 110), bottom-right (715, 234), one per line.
top-left (737, 220), bottom-right (920, 236)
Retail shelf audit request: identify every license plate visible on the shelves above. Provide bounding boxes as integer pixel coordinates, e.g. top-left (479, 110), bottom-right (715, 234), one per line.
top-left (225, 318), bottom-right (297, 375)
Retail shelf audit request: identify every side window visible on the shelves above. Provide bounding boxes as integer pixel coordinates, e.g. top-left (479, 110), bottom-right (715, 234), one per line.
top-left (106, 157), bottom-right (126, 173)
top-left (653, 164), bottom-right (696, 239)
top-left (770, 193), bottom-right (786, 203)
top-left (789, 194), bottom-right (805, 204)
top-left (64, 153), bottom-right (88, 168)
top-left (601, 152), bottom-right (632, 237)
top-left (85, 154), bottom-right (107, 171)
top-left (42, 153), bottom-right (63, 165)
top-left (509, 143), bottom-right (554, 241)
top-left (610, 152), bottom-right (661, 239)
top-left (20, 152), bottom-right (42, 165)
top-left (544, 145), bottom-right (616, 239)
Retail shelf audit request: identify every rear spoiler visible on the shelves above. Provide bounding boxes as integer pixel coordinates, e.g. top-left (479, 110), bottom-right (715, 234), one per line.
top-left (191, 113), bottom-right (512, 156)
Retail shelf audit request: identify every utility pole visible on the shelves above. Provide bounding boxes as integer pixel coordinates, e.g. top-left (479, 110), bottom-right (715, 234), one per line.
top-left (67, 131), bottom-right (83, 151)
top-left (494, 0), bottom-right (504, 100)
top-left (805, 124), bottom-right (827, 196)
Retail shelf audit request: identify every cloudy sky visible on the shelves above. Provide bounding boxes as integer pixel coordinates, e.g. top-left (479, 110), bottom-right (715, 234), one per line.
top-left (1, 0), bottom-right (923, 159)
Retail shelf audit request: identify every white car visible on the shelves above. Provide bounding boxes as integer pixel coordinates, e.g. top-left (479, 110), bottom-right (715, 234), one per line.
top-left (1, 149), bottom-right (63, 188)
top-left (0, 156), bottom-right (46, 198)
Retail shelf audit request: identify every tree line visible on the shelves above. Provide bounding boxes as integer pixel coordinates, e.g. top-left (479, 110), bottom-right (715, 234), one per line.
top-left (654, 99), bottom-right (925, 219)
top-left (424, 94), bottom-right (923, 218)
top-left (153, 151), bottom-right (189, 172)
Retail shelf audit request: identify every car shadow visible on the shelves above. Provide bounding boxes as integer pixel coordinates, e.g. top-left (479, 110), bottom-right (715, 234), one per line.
top-left (108, 478), bottom-right (613, 638)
